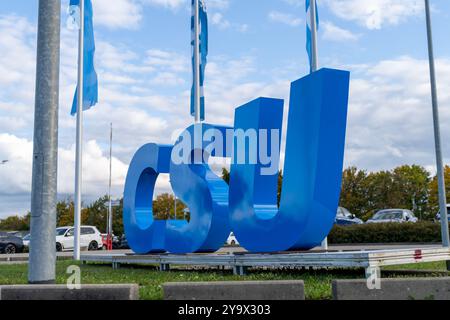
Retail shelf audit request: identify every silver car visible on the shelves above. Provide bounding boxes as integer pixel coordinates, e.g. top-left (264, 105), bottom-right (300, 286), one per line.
top-left (366, 209), bottom-right (418, 224)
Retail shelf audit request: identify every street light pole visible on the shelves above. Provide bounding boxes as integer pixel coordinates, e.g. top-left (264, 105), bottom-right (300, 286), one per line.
top-left (424, 0), bottom-right (450, 248)
top-left (29, 0), bottom-right (61, 284)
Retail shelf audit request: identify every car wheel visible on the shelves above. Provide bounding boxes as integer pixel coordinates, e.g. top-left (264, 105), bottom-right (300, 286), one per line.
top-left (56, 242), bottom-right (62, 252)
top-left (88, 241), bottom-right (99, 251)
top-left (5, 244), bottom-right (16, 254)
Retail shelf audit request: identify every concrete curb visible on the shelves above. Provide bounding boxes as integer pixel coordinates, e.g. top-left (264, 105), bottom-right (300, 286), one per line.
top-left (0, 284), bottom-right (139, 300)
top-left (333, 277), bottom-right (450, 300)
top-left (164, 280), bottom-right (305, 300)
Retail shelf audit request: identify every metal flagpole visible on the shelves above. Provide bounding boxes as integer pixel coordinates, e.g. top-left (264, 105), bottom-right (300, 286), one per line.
top-left (194, 0), bottom-right (201, 123)
top-left (74, 0), bottom-right (85, 261)
top-left (29, 0), bottom-right (61, 284)
top-left (425, 0), bottom-right (450, 248)
top-left (310, 0), bottom-right (319, 72)
top-left (107, 123), bottom-right (113, 250)
top-left (310, 0), bottom-right (327, 250)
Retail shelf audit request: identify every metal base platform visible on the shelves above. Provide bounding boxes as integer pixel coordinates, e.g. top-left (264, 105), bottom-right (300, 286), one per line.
top-left (81, 246), bottom-right (450, 276)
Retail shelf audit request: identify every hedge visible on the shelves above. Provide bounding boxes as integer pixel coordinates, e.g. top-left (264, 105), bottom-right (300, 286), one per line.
top-left (328, 222), bottom-right (446, 244)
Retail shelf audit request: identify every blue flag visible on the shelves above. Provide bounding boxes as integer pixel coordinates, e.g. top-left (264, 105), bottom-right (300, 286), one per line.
top-left (69, 0), bottom-right (98, 116)
top-left (190, 0), bottom-right (208, 121)
top-left (306, 0), bottom-right (319, 73)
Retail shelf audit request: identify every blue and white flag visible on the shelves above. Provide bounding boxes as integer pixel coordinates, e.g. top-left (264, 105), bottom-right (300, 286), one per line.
top-left (306, 0), bottom-right (319, 73)
top-left (69, 0), bottom-right (98, 116)
top-left (190, 0), bottom-right (208, 121)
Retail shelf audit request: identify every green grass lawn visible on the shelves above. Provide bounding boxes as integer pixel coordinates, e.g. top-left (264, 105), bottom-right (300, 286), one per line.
top-left (0, 260), bottom-right (448, 300)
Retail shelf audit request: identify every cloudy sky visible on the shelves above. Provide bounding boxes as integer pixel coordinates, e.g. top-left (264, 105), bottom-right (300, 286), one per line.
top-left (1, 0), bottom-right (450, 218)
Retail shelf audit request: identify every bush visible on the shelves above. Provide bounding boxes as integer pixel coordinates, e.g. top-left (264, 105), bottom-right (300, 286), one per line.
top-left (328, 222), bottom-right (445, 244)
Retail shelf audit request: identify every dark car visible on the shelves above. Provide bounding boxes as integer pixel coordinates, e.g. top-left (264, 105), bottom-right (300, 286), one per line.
top-left (435, 204), bottom-right (450, 221)
top-left (7, 231), bottom-right (29, 238)
top-left (119, 234), bottom-right (129, 249)
top-left (335, 207), bottom-right (363, 226)
top-left (0, 232), bottom-right (24, 254)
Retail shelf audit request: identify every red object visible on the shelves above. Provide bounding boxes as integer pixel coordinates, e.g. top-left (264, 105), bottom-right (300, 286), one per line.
top-left (414, 249), bottom-right (423, 260)
top-left (102, 234), bottom-right (113, 251)
top-left (106, 234), bottom-right (113, 251)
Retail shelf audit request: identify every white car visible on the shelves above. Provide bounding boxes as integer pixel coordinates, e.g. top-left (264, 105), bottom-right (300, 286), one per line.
top-left (226, 232), bottom-right (239, 246)
top-left (366, 209), bottom-right (418, 224)
top-left (23, 233), bottom-right (31, 247)
top-left (56, 226), bottom-right (103, 252)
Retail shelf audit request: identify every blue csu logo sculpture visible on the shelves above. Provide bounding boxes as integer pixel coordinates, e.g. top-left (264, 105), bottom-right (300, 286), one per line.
top-left (123, 68), bottom-right (350, 254)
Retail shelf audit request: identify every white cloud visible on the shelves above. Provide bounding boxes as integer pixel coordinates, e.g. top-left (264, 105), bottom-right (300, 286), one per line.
top-left (145, 49), bottom-right (189, 73)
top-left (142, 0), bottom-right (185, 10)
top-left (322, 21), bottom-right (360, 42)
top-left (322, 0), bottom-right (423, 30)
top-left (268, 11), bottom-right (302, 27)
top-left (91, 0), bottom-right (143, 29)
top-left (211, 13), bottom-right (231, 29)
top-left (0, 134), bottom-right (128, 196)
top-left (343, 56), bottom-right (450, 171)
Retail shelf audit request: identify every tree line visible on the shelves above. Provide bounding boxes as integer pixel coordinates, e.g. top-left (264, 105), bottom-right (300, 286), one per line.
top-left (1, 164), bottom-right (449, 233)
top-left (0, 193), bottom-right (187, 234)
top-left (224, 165), bottom-right (446, 221)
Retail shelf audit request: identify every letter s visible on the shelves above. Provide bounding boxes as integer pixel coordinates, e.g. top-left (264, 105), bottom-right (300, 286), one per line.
top-left (166, 124), bottom-right (231, 253)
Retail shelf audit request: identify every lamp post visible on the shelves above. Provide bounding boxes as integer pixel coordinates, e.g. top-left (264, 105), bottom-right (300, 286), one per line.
top-left (424, 0), bottom-right (450, 249)
top-left (29, 0), bottom-right (61, 284)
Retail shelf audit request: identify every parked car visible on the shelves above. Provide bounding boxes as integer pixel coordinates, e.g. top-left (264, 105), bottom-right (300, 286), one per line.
top-left (7, 231), bottom-right (29, 238)
top-left (119, 234), bottom-right (129, 249)
top-left (55, 226), bottom-right (103, 252)
top-left (366, 209), bottom-right (418, 224)
top-left (22, 233), bottom-right (31, 247)
top-left (0, 232), bottom-right (24, 254)
top-left (226, 232), bottom-right (239, 246)
top-left (435, 204), bottom-right (450, 221)
top-left (335, 207), bottom-right (363, 226)
top-left (101, 233), bottom-right (121, 249)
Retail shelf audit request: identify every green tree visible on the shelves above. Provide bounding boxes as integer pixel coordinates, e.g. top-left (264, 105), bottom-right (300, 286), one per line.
top-left (364, 170), bottom-right (396, 218)
top-left (339, 167), bottom-right (369, 219)
top-left (429, 165), bottom-right (450, 218)
top-left (391, 165), bottom-right (430, 219)
top-left (56, 199), bottom-right (74, 227)
top-left (153, 193), bottom-right (187, 221)
top-left (0, 213), bottom-right (30, 231)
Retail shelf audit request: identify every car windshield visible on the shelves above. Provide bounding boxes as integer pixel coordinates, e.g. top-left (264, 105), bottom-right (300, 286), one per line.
top-left (23, 234), bottom-right (31, 240)
top-left (56, 228), bottom-right (68, 236)
top-left (337, 207), bottom-right (351, 218)
top-left (373, 210), bottom-right (403, 220)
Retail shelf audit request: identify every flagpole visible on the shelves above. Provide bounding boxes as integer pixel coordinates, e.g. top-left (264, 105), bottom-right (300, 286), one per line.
top-left (425, 0), bottom-right (449, 248)
top-left (310, 0), bottom-right (319, 72)
top-left (194, 0), bottom-right (201, 123)
top-left (74, 0), bottom-right (85, 261)
top-left (107, 123), bottom-right (113, 250)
